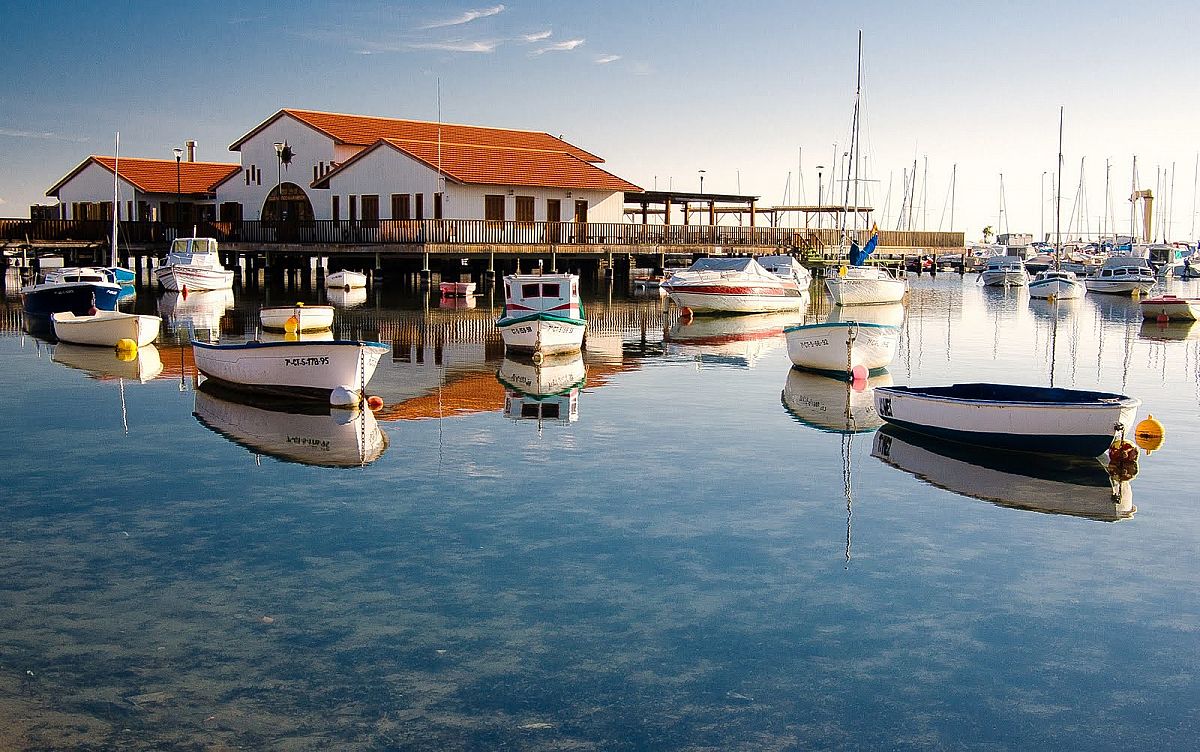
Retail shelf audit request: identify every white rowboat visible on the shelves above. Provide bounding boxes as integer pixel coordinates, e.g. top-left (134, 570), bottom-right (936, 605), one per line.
top-left (326, 270), bottom-right (367, 290)
top-left (259, 304), bottom-right (334, 332)
top-left (52, 310), bottom-right (161, 347)
top-left (192, 339), bottom-right (390, 406)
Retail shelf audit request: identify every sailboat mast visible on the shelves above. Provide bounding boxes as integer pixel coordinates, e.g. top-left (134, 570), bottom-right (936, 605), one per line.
top-left (1131, 156), bottom-right (1138, 243)
top-left (950, 163), bottom-right (957, 232)
top-left (1103, 158), bottom-right (1111, 241)
top-left (1055, 107), bottom-right (1063, 264)
top-left (853, 30), bottom-right (862, 239)
top-left (111, 132), bottom-right (120, 268)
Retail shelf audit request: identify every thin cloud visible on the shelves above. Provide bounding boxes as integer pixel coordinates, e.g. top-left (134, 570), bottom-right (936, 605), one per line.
top-left (423, 4), bottom-right (505, 30)
top-left (0, 127), bottom-right (88, 143)
top-left (0, 197), bottom-right (7, 206)
top-left (522, 30), bottom-right (552, 42)
top-left (595, 54), bottom-right (621, 64)
top-left (532, 39), bottom-right (585, 55)
top-left (410, 39), bottom-right (498, 53)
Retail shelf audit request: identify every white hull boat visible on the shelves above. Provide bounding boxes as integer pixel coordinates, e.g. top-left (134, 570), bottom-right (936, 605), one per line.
top-left (824, 265), bottom-right (908, 305)
top-left (874, 383), bottom-right (1141, 457)
top-left (1028, 270), bottom-right (1085, 300)
top-left (497, 272), bottom-right (586, 356)
top-left (1084, 256), bottom-right (1156, 295)
top-left (326, 286), bottom-right (367, 309)
top-left (872, 426), bottom-right (1135, 522)
top-left (980, 257), bottom-right (1029, 287)
top-left (155, 237), bottom-right (234, 292)
top-left (1140, 295), bottom-right (1200, 321)
top-left (259, 304), bottom-right (335, 332)
top-left (439, 280), bottom-right (476, 297)
top-left (664, 257), bottom-right (805, 313)
top-left (192, 339), bottom-right (390, 406)
top-left (784, 302), bottom-right (904, 376)
top-left (52, 310), bottom-right (161, 347)
top-left (326, 270), bottom-right (367, 290)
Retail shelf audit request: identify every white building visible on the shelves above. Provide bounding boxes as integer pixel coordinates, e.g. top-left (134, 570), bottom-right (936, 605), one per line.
top-left (217, 108), bottom-right (641, 224)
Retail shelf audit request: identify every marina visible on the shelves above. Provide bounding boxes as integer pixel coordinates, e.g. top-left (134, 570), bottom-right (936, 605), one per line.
top-left (2, 270), bottom-right (1199, 748)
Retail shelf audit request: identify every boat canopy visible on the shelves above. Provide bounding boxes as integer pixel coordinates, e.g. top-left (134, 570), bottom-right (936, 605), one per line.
top-left (683, 257), bottom-right (777, 277)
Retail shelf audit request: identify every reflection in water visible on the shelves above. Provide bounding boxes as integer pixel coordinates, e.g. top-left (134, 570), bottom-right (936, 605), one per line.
top-left (53, 343), bottom-right (164, 383)
top-left (326, 285), bottom-right (368, 309)
top-left (872, 425), bottom-right (1135, 522)
top-left (780, 368), bottom-right (893, 433)
top-left (192, 380), bottom-right (388, 467)
top-left (258, 329), bottom-right (335, 343)
top-left (666, 309), bottom-right (802, 368)
top-left (497, 353), bottom-right (585, 425)
top-left (1139, 319), bottom-right (1200, 342)
top-left (158, 289), bottom-right (235, 341)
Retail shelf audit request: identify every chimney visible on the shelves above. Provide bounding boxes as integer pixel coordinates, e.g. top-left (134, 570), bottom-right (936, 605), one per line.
top-left (186, 140), bottom-right (197, 162)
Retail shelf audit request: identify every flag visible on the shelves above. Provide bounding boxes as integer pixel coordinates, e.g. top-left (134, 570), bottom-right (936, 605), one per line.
top-left (849, 224), bottom-right (879, 266)
top-left (862, 223), bottom-right (880, 257)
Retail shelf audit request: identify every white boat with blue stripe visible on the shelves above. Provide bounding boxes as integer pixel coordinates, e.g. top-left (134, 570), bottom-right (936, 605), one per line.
top-left (497, 272), bottom-right (586, 357)
top-left (1028, 269), bottom-right (1084, 300)
top-left (873, 383), bottom-right (1141, 457)
top-left (784, 302), bottom-right (904, 378)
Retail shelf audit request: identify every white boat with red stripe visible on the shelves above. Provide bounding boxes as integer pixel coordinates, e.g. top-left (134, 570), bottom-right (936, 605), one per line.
top-left (663, 257), bottom-right (806, 314)
top-left (154, 237), bottom-right (234, 292)
top-left (497, 272), bottom-right (586, 357)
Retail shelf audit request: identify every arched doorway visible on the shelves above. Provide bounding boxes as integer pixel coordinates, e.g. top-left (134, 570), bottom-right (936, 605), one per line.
top-left (262, 182), bottom-right (315, 223)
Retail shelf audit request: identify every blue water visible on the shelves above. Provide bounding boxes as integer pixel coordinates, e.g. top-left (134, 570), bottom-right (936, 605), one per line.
top-left (2, 273), bottom-right (1198, 750)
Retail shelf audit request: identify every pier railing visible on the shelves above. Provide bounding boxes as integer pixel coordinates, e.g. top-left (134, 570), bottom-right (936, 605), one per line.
top-left (0, 218), bottom-right (963, 251)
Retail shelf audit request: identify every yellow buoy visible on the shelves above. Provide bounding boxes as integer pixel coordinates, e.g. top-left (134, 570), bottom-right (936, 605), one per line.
top-left (115, 338), bottom-right (138, 360)
top-left (1134, 414), bottom-right (1165, 453)
top-left (839, 265), bottom-right (849, 277)
top-left (284, 315), bottom-right (300, 334)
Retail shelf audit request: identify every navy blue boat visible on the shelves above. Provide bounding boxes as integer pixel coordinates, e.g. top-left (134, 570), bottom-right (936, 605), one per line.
top-left (20, 268), bottom-right (122, 316)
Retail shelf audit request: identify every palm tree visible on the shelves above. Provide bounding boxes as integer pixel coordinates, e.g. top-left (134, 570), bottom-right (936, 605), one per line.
top-left (982, 225), bottom-right (994, 243)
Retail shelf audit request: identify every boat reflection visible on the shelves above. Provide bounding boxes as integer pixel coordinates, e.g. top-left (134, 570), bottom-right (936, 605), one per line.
top-left (158, 289), bottom-right (235, 340)
top-left (326, 285), bottom-right (368, 309)
top-left (496, 353), bottom-right (586, 425)
top-left (871, 425), bottom-right (1135, 522)
top-left (438, 295), bottom-right (477, 310)
top-left (781, 368), bottom-right (893, 433)
top-left (666, 309), bottom-right (803, 368)
top-left (53, 343), bottom-right (164, 382)
top-left (192, 381), bottom-right (388, 467)
top-left (1138, 319), bottom-right (1200, 342)
top-left (826, 301), bottom-right (905, 327)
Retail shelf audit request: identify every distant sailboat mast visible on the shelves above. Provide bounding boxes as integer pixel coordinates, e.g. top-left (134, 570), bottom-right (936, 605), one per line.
top-left (111, 132), bottom-right (120, 268)
top-left (1055, 107), bottom-right (1063, 268)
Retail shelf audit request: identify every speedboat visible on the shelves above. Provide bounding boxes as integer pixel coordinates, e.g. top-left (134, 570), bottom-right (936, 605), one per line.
top-left (874, 383), bottom-right (1141, 457)
top-left (259, 303), bottom-right (335, 332)
top-left (663, 257), bottom-right (806, 313)
top-left (191, 338), bottom-right (390, 406)
top-left (496, 272), bottom-right (586, 356)
top-left (326, 269), bottom-right (367, 290)
top-left (1028, 269), bottom-right (1084, 300)
top-left (980, 255), bottom-right (1029, 287)
top-left (756, 254), bottom-right (813, 288)
top-left (1139, 294), bottom-right (1200, 321)
top-left (154, 237), bottom-right (234, 292)
top-left (1083, 256), bottom-right (1155, 295)
top-left (824, 265), bottom-right (907, 305)
top-left (784, 302), bottom-right (904, 377)
top-left (52, 310), bottom-right (161, 347)
top-left (20, 267), bottom-right (123, 316)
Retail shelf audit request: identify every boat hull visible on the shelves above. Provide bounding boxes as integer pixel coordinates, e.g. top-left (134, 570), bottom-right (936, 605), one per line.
top-left (784, 321), bottom-right (900, 375)
top-left (666, 286), bottom-right (805, 313)
top-left (259, 305), bottom-right (335, 332)
top-left (980, 269), bottom-right (1029, 287)
top-left (192, 340), bottom-right (389, 403)
top-left (1083, 279), bottom-right (1156, 295)
top-left (824, 271), bottom-right (907, 305)
top-left (155, 264), bottom-right (235, 292)
top-left (1028, 273), bottom-right (1085, 300)
top-left (326, 270), bottom-right (367, 289)
top-left (52, 310), bottom-right (161, 347)
top-left (439, 281), bottom-right (476, 297)
top-left (1140, 295), bottom-right (1200, 321)
top-left (497, 314), bottom-right (586, 355)
top-left (21, 281), bottom-right (122, 316)
top-left (874, 384), bottom-right (1141, 457)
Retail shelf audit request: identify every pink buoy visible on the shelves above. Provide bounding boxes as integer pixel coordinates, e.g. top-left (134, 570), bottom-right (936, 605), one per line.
top-left (850, 364), bottom-right (868, 384)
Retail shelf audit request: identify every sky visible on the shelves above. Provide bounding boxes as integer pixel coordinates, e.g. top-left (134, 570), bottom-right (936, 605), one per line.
top-left (2, 0), bottom-right (1199, 242)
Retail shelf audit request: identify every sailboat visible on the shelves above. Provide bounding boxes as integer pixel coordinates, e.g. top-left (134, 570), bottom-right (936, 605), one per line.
top-left (823, 32), bottom-right (907, 307)
top-left (1029, 108), bottom-right (1085, 300)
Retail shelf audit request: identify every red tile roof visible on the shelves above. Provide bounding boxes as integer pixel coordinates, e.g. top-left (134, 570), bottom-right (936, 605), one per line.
top-left (231, 108), bottom-right (603, 163)
top-left (314, 138), bottom-right (642, 193)
top-left (47, 156), bottom-right (240, 197)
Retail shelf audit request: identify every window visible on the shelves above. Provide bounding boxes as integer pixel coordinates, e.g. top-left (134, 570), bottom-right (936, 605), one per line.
top-left (415, 193), bottom-right (424, 220)
top-left (392, 193), bottom-right (409, 220)
top-left (434, 192), bottom-right (443, 220)
top-left (313, 165), bottom-right (319, 183)
top-left (521, 283), bottom-right (541, 298)
top-left (219, 202), bottom-right (243, 222)
top-left (245, 169), bottom-right (250, 185)
top-left (332, 195), bottom-right (340, 220)
top-left (361, 194), bottom-right (379, 228)
top-left (485, 194), bottom-right (505, 221)
top-left (515, 196), bottom-right (534, 222)
top-left (540, 283), bottom-right (561, 298)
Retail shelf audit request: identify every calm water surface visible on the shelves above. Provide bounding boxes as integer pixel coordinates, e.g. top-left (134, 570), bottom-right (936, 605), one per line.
top-left (2, 271), bottom-right (1198, 750)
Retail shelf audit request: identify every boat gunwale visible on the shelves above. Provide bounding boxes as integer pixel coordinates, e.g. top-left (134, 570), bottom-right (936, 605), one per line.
top-left (783, 321), bottom-right (899, 335)
top-left (190, 339), bottom-right (389, 351)
top-left (875, 384), bottom-right (1140, 409)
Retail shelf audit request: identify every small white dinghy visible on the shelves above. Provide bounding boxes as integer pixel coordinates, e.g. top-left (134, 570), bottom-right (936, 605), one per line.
top-left (1140, 294), bottom-right (1200, 321)
top-left (52, 309), bottom-right (161, 347)
top-left (326, 270), bottom-right (367, 290)
top-left (259, 304), bottom-right (334, 332)
top-left (874, 383), bottom-right (1141, 457)
top-left (191, 339), bottom-right (390, 406)
top-left (784, 303), bottom-right (904, 377)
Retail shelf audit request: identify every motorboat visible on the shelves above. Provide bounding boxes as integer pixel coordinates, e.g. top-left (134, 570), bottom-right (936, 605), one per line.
top-left (784, 302), bottom-right (904, 377)
top-left (154, 237), bottom-right (234, 292)
top-left (979, 255), bottom-right (1029, 287)
top-left (1028, 269), bottom-right (1085, 300)
top-left (497, 272), bottom-right (586, 356)
top-left (192, 381), bottom-right (389, 467)
top-left (326, 269), bottom-right (367, 290)
top-left (191, 338), bottom-right (390, 406)
top-left (52, 309), bottom-right (161, 347)
top-left (756, 254), bottom-right (813, 288)
top-left (824, 264), bottom-right (908, 306)
top-left (665, 309), bottom-right (801, 368)
top-left (1083, 256), bottom-right (1155, 295)
top-left (781, 368), bottom-right (893, 433)
top-left (1139, 294), bottom-right (1200, 321)
top-left (663, 257), bottom-right (806, 313)
top-left (871, 426), bottom-right (1135, 522)
top-left (874, 383), bottom-right (1141, 457)
top-left (439, 275), bottom-right (476, 297)
top-left (259, 303), bottom-right (334, 332)
top-left (52, 343), bottom-right (164, 383)
top-left (496, 352), bottom-right (585, 425)
top-left (20, 267), bottom-right (122, 316)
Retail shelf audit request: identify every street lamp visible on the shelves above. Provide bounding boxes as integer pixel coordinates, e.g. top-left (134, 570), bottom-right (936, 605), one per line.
top-left (816, 165), bottom-right (825, 230)
top-left (273, 141), bottom-right (284, 223)
top-left (173, 147), bottom-right (183, 236)
top-left (698, 169), bottom-right (706, 195)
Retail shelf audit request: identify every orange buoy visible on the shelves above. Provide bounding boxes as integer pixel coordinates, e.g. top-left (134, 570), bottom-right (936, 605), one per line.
top-left (366, 395), bottom-right (384, 411)
top-left (181, 285), bottom-right (189, 298)
top-left (284, 315), bottom-right (300, 334)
